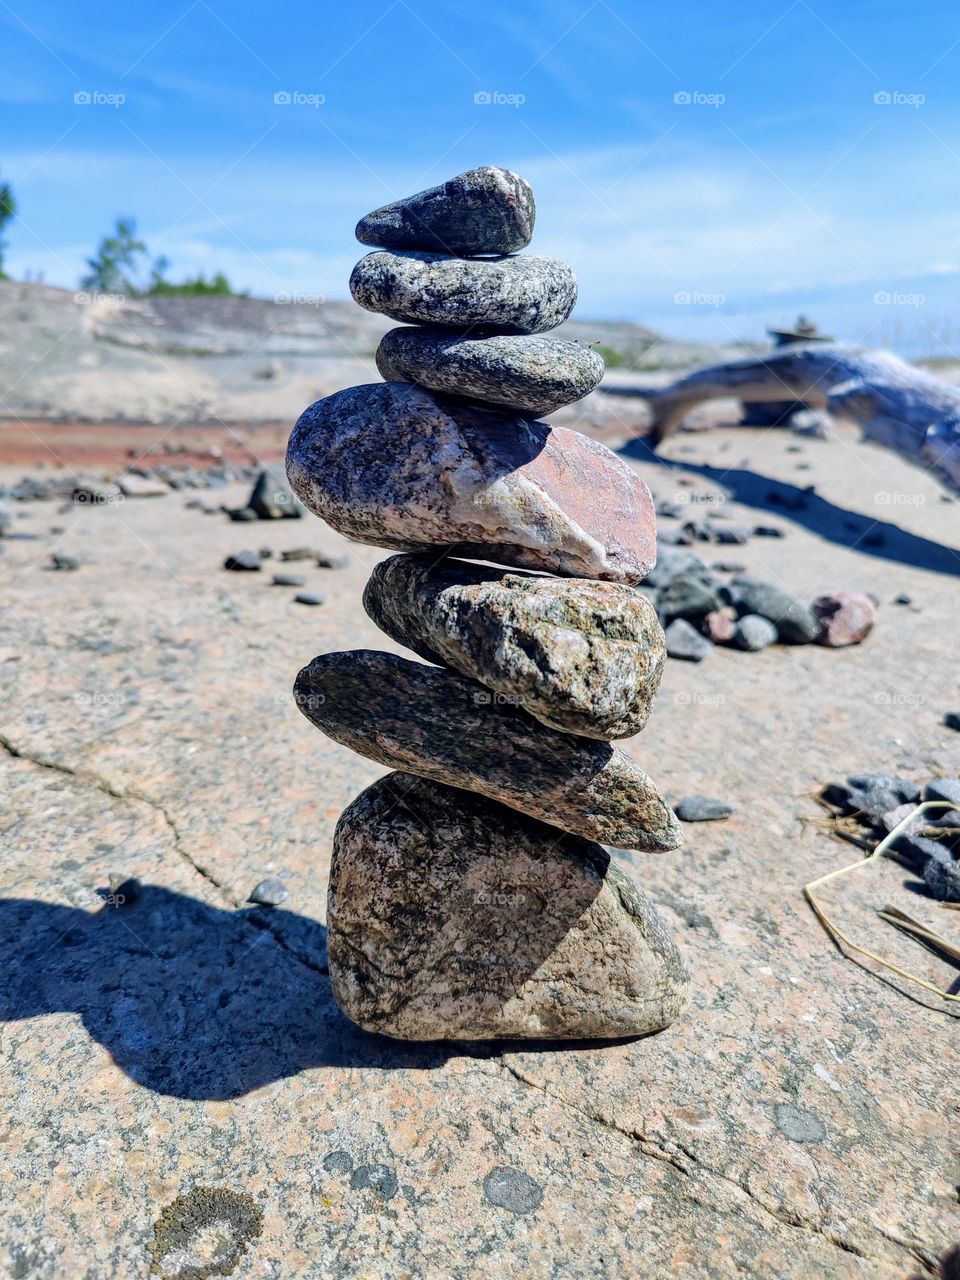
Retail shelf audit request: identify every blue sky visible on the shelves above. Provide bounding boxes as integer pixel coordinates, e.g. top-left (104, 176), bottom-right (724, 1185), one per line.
top-left (4, 0), bottom-right (960, 351)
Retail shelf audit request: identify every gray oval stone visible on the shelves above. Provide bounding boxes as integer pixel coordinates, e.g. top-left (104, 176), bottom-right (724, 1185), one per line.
top-left (724, 577), bottom-right (821, 644)
top-left (294, 650), bottom-right (682, 850)
top-left (327, 772), bottom-right (690, 1040)
top-left (349, 251), bottom-right (577, 334)
top-left (375, 327), bottom-right (605, 415)
top-left (355, 165), bottom-right (535, 256)
top-left (363, 554), bottom-right (665, 739)
top-left (286, 382), bottom-right (657, 583)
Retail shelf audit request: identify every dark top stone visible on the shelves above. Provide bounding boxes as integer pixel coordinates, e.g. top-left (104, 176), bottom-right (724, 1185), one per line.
top-left (355, 166), bottom-right (535, 256)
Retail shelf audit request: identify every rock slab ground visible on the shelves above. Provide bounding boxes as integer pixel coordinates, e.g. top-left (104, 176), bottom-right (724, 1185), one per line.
top-left (1, 429), bottom-right (958, 1276)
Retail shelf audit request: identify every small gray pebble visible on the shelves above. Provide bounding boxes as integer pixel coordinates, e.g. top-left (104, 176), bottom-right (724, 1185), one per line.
top-left (734, 614), bottom-right (778, 651)
top-left (923, 778), bottom-right (960, 808)
top-left (51, 552), bottom-right (79, 571)
top-left (664, 618), bottom-right (713, 662)
top-left (249, 877), bottom-right (288, 906)
top-left (272, 574), bottom-right (306, 587)
top-left (294, 592), bottom-right (325, 606)
top-left (675, 795), bottom-right (734, 822)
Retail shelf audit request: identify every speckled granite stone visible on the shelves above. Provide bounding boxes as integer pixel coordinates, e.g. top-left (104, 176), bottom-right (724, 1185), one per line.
top-left (328, 772), bottom-right (690, 1040)
top-left (286, 382), bottom-right (656, 582)
top-left (355, 166), bottom-right (535, 256)
top-left (363, 554), bottom-right (665, 739)
top-left (349, 251), bottom-right (577, 334)
top-left (375, 327), bottom-right (605, 415)
top-left (294, 650), bottom-right (682, 849)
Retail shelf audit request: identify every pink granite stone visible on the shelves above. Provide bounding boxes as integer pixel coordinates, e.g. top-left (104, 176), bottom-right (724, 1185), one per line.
top-left (286, 382), bottom-right (657, 583)
top-left (812, 592), bottom-right (877, 646)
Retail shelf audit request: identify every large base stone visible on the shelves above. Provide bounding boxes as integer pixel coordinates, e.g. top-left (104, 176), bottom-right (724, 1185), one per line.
top-left (328, 773), bottom-right (690, 1041)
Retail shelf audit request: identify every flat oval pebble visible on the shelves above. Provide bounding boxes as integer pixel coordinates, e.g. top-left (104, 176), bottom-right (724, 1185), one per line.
top-left (349, 251), bottom-right (576, 334)
top-left (286, 382), bottom-right (656, 583)
top-left (328, 772), bottom-right (690, 1040)
top-left (355, 165), bottom-right (535, 256)
top-left (363, 554), bottom-right (665, 739)
top-left (375, 327), bottom-right (605, 415)
top-left (294, 650), bottom-right (682, 850)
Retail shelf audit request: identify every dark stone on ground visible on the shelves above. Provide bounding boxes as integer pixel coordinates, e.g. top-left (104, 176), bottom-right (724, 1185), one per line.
top-left (675, 796), bottom-right (735, 822)
top-left (224, 550), bottom-right (261, 571)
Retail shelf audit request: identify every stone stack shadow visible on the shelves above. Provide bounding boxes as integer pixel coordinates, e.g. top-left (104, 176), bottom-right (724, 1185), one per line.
top-left (285, 166), bottom-right (689, 1043)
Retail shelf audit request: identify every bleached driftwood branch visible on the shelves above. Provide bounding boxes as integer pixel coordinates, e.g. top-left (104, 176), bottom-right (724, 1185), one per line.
top-left (633, 344), bottom-right (960, 492)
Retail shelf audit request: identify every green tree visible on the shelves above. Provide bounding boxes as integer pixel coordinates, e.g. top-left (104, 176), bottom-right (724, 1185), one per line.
top-left (81, 217), bottom-right (148, 295)
top-left (0, 176), bottom-right (16, 279)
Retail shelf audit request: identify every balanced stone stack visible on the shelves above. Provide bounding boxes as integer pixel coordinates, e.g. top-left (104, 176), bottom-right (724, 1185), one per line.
top-left (286, 166), bottom-right (689, 1042)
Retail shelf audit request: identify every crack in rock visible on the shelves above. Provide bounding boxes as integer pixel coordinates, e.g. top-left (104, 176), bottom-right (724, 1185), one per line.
top-left (488, 1059), bottom-right (920, 1267)
top-left (0, 731), bottom-right (328, 981)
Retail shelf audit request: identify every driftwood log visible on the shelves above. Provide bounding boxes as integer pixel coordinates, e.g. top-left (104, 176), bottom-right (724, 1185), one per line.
top-left (631, 344), bottom-right (960, 492)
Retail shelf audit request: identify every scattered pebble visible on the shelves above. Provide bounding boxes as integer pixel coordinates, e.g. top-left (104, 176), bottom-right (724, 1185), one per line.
top-left (675, 796), bottom-right (734, 822)
top-left (272, 573), bottom-right (306, 587)
top-left (249, 878), bottom-right (289, 906)
top-left (280, 547), bottom-right (316, 562)
top-left (224, 550), bottom-right (262, 571)
top-left (316, 552), bottom-right (351, 569)
top-left (703, 608), bottom-right (737, 644)
top-left (294, 592), bottom-right (325, 606)
top-left (812, 592), bottom-right (877, 646)
top-left (50, 552), bottom-right (79, 571)
top-left (820, 774), bottom-right (959, 901)
top-left (733, 614), bottom-right (778, 651)
top-left (664, 618), bottom-right (712, 661)
top-left (229, 507), bottom-right (258, 522)
top-left (943, 712), bottom-right (960, 732)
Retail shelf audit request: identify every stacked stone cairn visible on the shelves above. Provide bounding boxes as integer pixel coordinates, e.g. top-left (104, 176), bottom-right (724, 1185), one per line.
top-left (286, 166), bottom-right (689, 1042)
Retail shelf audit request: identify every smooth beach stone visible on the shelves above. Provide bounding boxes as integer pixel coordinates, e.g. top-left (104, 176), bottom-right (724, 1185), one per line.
top-left (363, 554), bottom-right (665, 739)
top-left (355, 165), bottom-right (535, 256)
top-left (286, 382), bottom-right (656, 583)
top-left (349, 251), bottom-right (577, 334)
top-left (294, 651), bottom-right (682, 850)
top-left (375, 327), bottom-right (605, 415)
top-left (327, 772), bottom-right (690, 1041)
